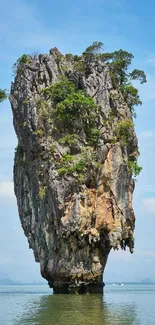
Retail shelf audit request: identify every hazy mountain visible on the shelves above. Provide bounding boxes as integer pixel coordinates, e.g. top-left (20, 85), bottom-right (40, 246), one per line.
top-left (0, 278), bottom-right (14, 285)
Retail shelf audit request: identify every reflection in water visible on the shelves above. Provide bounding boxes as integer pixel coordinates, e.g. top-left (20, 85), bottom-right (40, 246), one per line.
top-left (15, 294), bottom-right (139, 325)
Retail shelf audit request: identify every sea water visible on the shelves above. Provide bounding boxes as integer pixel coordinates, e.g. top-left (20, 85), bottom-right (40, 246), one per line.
top-left (0, 284), bottom-right (155, 324)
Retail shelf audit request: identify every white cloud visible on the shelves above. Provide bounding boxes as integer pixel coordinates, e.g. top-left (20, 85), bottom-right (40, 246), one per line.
top-left (0, 253), bottom-right (13, 265)
top-left (137, 250), bottom-right (155, 257)
top-left (146, 55), bottom-right (155, 65)
top-left (110, 249), bottom-right (134, 261)
top-left (110, 248), bottom-right (155, 261)
top-left (138, 131), bottom-right (155, 140)
top-left (0, 181), bottom-right (15, 200)
top-left (143, 197), bottom-right (155, 214)
top-left (142, 185), bottom-right (155, 193)
top-left (0, 0), bottom-right (57, 59)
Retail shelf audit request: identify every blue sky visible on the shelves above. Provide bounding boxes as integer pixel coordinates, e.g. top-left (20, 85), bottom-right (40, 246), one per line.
top-left (0, 0), bottom-right (155, 283)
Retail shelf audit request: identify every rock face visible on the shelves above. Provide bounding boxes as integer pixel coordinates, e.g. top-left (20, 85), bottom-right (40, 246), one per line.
top-left (10, 48), bottom-right (137, 294)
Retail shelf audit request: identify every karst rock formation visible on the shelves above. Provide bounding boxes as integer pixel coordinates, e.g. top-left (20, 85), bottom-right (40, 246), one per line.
top-left (10, 47), bottom-right (138, 294)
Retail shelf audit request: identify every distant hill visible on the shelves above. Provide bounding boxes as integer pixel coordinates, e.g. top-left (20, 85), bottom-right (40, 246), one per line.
top-left (140, 278), bottom-right (152, 284)
top-left (0, 278), bottom-right (14, 285)
top-left (0, 278), bottom-right (46, 285)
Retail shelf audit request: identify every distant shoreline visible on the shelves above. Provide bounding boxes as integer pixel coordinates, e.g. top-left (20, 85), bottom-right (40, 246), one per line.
top-left (0, 282), bottom-right (155, 286)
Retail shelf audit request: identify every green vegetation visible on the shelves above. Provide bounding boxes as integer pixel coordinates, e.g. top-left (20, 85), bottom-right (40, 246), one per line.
top-left (128, 160), bottom-right (142, 177)
top-left (36, 100), bottom-right (51, 126)
top-left (49, 143), bottom-right (56, 153)
top-left (41, 76), bottom-right (76, 104)
top-left (103, 50), bottom-right (146, 116)
top-left (39, 186), bottom-right (47, 199)
top-left (65, 42), bottom-right (146, 118)
top-left (55, 54), bottom-right (63, 66)
top-left (13, 54), bottom-right (31, 75)
top-left (81, 42), bottom-right (146, 117)
top-left (57, 166), bottom-right (70, 176)
top-left (65, 53), bottom-right (74, 61)
top-left (36, 100), bottom-right (50, 114)
top-left (73, 60), bottom-right (85, 73)
top-left (55, 91), bottom-right (97, 123)
top-left (58, 134), bottom-right (78, 145)
top-left (83, 41), bottom-right (104, 61)
top-left (77, 173), bottom-right (85, 184)
top-left (120, 84), bottom-right (142, 117)
top-left (0, 89), bottom-right (7, 103)
top-left (41, 76), bottom-right (99, 144)
top-left (17, 42), bottom-right (145, 181)
top-left (115, 119), bottom-right (133, 144)
top-left (57, 152), bottom-right (84, 177)
top-left (23, 99), bottom-right (29, 105)
top-left (57, 147), bottom-right (100, 181)
top-left (60, 154), bottom-right (74, 163)
top-left (18, 54), bottom-right (31, 65)
top-left (55, 89), bottom-right (98, 143)
top-left (15, 144), bottom-right (24, 165)
top-left (33, 129), bottom-right (45, 137)
top-left (86, 128), bottom-right (100, 145)
top-left (15, 144), bottom-right (23, 154)
top-left (23, 121), bottom-right (28, 127)
top-left (129, 69), bottom-right (146, 84)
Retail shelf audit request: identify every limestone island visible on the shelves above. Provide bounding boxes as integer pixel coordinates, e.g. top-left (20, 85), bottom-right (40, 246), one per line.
top-left (10, 42), bottom-right (146, 294)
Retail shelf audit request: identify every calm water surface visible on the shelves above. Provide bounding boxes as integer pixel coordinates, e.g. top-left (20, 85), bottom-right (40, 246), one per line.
top-left (0, 284), bottom-right (155, 324)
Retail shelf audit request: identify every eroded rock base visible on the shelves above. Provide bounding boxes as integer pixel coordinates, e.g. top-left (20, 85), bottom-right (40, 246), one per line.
top-left (51, 282), bottom-right (105, 294)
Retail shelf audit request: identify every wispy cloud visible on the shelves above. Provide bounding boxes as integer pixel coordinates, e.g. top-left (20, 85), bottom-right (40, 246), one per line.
top-left (137, 250), bottom-right (155, 257)
top-left (0, 181), bottom-right (15, 200)
top-left (142, 185), bottom-right (155, 193)
top-left (110, 249), bottom-right (134, 261)
top-left (0, 0), bottom-right (56, 61)
top-left (0, 253), bottom-right (13, 265)
top-left (110, 248), bottom-right (155, 261)
top-left (146, 54), bottom-right (155, 65)
top-left (138, 131), bottom-right (155, 140)
top-left (143, 197), bottom-right (155, 214)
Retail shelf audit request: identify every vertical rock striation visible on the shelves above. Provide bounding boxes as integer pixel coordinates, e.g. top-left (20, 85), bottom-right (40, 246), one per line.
top-left (10, 48), bottom-right (138, 293)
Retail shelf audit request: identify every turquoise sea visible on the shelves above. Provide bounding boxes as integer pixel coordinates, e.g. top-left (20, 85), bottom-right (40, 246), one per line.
top-left (0, 284), bottom-right (155, 324)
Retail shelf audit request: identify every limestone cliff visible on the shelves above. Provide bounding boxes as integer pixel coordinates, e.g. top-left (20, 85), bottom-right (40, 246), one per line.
top-left (10, 47), bottom-right (138, 293)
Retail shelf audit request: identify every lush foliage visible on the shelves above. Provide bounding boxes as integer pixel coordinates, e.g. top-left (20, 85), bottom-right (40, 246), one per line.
top-left (57, 147), bottom-right (99, 182)
top-left (129, 69), bottom-right (146, 84)
top-left (115, 119), bottom-right (133, 144)
top-left (55, 91), bottom-right (97, 122)
top-left (73, 60), bottom-right (85, 73)
top-left (58, 134), bottom-right (78, 145)
top-left (38, 43), bottom-right (146, 180)
top-left (128, 160), bottom-right (142, 177)
top-left (81, 42), bottom-right (146, 117)
top-left (42, 76), bottom-right (99, 144)
top-left (65, 53), bottom-right (74, 61)
top-left (0, 89), bottom-right (7, 103)
top-left (33, 129), bottom-right (45, 137)
top-left (13, 54), bottom-right (31, 75)
top-left (83, 41), bottom-right (104, 61)
top-left (18, 54), bottom-right (30, 65)
top-left (41, 76), bottom-right (76, 104)
top-left (64, 42), bottom-right (146, 117)
top-left (103, 50), bottom-right (134, 86)
top-left (120, 83), bottom-right (142, 116)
